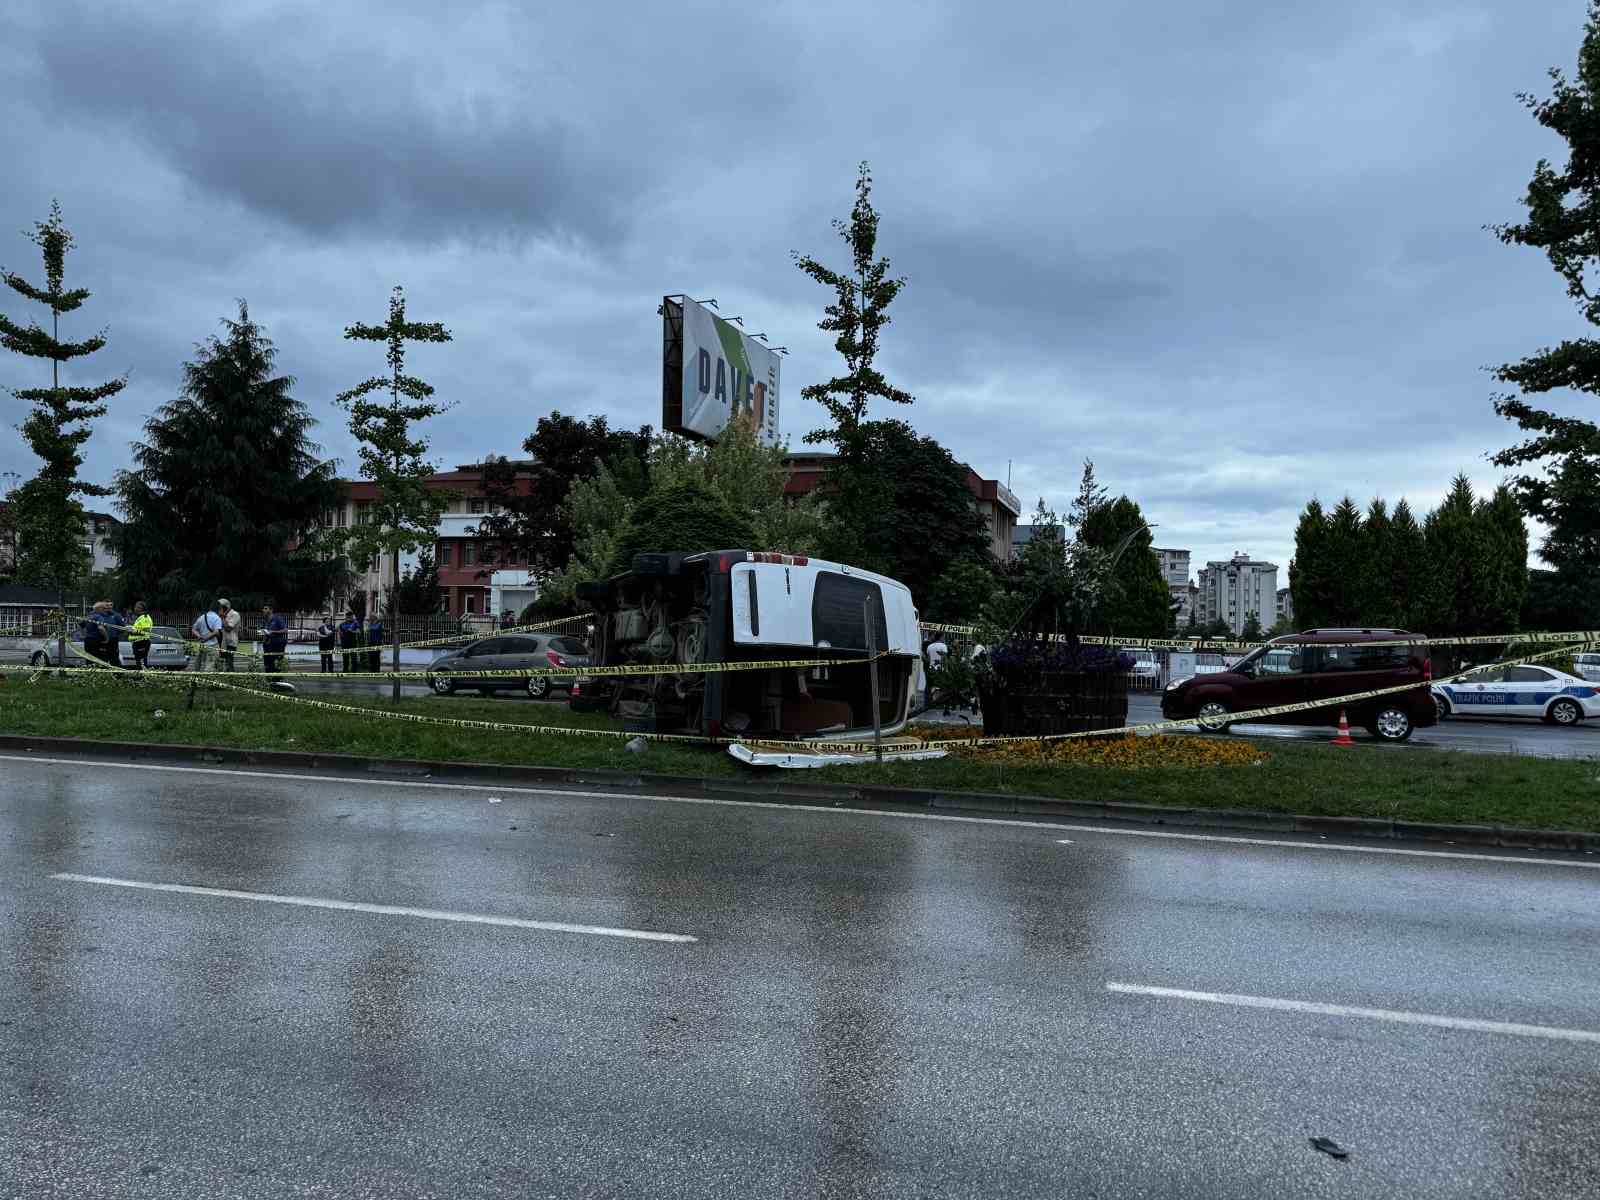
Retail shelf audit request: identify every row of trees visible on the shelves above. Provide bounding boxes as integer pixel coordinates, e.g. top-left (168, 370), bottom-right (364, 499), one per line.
top-left (1289, 476), bottom-right (1528, 637)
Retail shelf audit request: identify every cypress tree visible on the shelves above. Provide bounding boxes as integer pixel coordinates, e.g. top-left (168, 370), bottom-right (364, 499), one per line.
top-left (1362, 498), bottom-right (1395, 626)
top-left (1322, 497), bottom-right (1366, 624)
top-left (1289, 499), bottom-right (1330, 627)
top-left (1424, 475), bottom-right (1485, 636)
top-left (1389, 500), bottom-right (1428, 630)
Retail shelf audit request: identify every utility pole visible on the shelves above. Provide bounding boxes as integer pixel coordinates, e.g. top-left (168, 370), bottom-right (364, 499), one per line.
top-left (864, 593), bottom-right (883, 763)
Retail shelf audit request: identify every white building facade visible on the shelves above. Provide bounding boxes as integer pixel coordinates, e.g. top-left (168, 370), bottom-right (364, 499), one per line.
top-left (1195, 552), bottom-right (1278, 636)
top-left (1153, 547), bottom-right (1192, 626)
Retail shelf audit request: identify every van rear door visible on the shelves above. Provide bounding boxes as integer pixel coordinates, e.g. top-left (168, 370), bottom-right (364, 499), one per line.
top-left (731, 563), bottom-right (819, 646)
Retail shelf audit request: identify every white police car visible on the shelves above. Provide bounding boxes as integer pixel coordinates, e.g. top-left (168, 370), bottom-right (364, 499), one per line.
top-left (1432, 664), bottom-right (1600, 726)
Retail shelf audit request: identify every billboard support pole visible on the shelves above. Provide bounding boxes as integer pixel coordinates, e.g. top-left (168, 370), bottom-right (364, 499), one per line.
top-left (865, 594), bottom-right (883, 763)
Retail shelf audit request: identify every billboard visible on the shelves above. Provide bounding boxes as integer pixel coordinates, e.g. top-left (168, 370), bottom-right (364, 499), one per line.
top-left (661, 296), bottom-right (780, 446)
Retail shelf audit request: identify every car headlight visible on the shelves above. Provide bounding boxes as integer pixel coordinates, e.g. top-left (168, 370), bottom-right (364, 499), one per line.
top-left (1165, 677), bottom-right (1189, 690)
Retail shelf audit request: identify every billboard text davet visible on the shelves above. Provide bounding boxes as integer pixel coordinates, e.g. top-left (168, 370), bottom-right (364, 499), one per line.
top-left (661, 296), bottom-right (781, 446)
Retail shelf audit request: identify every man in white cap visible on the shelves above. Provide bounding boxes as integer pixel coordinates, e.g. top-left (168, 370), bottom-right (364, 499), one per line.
top-left (218, 598), bottom-right (242, 671)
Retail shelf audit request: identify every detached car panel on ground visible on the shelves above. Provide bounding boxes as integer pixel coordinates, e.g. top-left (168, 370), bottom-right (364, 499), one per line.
top-left (1432, 665), bottom-right (1600, 725)
top-left (1161, 628), bottom-right (1437, 741)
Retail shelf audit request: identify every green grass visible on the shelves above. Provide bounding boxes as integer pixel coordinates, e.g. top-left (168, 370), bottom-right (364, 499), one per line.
top-left (3, 674), bottom-right (1600, 832)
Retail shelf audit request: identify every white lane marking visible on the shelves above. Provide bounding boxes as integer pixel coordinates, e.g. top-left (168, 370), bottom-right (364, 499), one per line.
top-left (4, 753), bottom-right (1596, 871)
top-left (1055, 829), bottom-right (1600, 869)
top-left (51, 872), bottom-right (696, 944)
top-left (1106, 982), bottom-right (1600, 1045)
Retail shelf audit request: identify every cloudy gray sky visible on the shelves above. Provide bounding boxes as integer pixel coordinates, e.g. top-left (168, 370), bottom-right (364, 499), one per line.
top-left (1, 0), bottom-right (1591, 577)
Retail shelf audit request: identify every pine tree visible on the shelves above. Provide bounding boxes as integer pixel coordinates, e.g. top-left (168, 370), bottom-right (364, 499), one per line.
top-left (1322, 497), bottom-right (1365, 624)
top-left (1478, 485), bottom-right (1530, 632)
top-left (1490, 4), bottom-right (1600, 603)
top-left (0, 202), bottom-right (124, 663)
top-left (1389, 499), bottom-right (1428, 629)
top-left (793, 162), bottom-right (912, 446)
top-left (115, 302), bottom-right (344, 612)
top-left (335, 286), bottom-right (453, 700)
top-left (1423, 475), bottom-right (1485, 636)
top-left (1289, 499), bottom-right (1330, 628)
top-left (1361, 498), bottom-right (1395, 626)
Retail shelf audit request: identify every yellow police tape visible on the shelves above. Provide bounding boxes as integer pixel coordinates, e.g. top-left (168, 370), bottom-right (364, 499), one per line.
top-left (11, 631), bottom-right (1592, 756)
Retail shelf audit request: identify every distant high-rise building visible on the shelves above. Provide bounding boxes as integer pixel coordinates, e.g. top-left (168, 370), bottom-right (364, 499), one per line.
top-left (1195, 552), bottom-right (1278, 636)
top-left (1276, 587), bottom-right (1294, 629)
top-left (1153, 547), bottom-right (1192, 625)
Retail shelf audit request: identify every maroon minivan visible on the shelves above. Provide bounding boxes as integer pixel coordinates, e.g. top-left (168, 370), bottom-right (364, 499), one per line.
top-left (1160, 628), bottom-right (1436, 741)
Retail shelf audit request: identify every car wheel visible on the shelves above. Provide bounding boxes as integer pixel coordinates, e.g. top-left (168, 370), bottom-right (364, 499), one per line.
top-left (1549, 698), bottom-right (1583, 727)
top-left (1371, 706), bottom-right (1413, 742)
top-left (1195, 699), bottom-right (1232, 733)
top-left (431, 676), bottom-right (456, 696)
top-left (1433, 693), bottom-right (1450, 721)
top-left (526, 676), bottom-right (552, 699)
top-left (29, 651), bottom-right (47, 668)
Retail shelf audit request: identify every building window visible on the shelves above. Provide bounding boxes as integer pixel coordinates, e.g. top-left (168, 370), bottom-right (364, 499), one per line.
top-left (480, 545), bottom-right (497, 566)
top-left (469, 499), bottom-right (485, 514)
top-left (463, 544), bottom-right (477, 566)
top-left (437, 543), bottom-right (452, 567)
top-left (336, 508), bottom-right (347, 528)
top-left (356, 504), bottom-right (370, 525)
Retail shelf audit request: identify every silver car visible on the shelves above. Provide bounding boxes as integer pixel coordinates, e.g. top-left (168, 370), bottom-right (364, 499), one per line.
top-left (27, 625), bottom-right (188, 670)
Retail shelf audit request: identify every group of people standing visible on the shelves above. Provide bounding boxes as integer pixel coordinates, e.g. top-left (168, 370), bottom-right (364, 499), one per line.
top-left (79, 599), bottom-right (153, 669)
top-left (318, 609), bottom-right (386, 673)
top-left (188, 599), bottom-right (290, 672)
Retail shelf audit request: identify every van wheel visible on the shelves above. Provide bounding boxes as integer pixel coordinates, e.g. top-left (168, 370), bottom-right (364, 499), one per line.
top-left (1433, 694), bottom-right (1450, 721)
top-left (29, 651), bottom-right (47, 668)
top-left (1549, 698), bottom-right (1583, 727)
top-left (1195, 700), bottom-right (1232, 733)
top-left (1370, 706), bottom-right (1413, 742)
top-left (526, 676), bottom-right (552, 699)
top-left (431, 677), bottom-right (455, 696)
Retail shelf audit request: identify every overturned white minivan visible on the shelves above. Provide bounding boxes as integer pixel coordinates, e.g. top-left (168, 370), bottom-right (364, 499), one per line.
top-left (574, 549), bottom-right (924, 745)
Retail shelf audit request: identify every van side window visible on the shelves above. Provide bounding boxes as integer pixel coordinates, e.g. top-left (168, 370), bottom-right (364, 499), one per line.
top-left (1256, 647), bottom-right (1302, 675)
top-left (812, 572), bottom-right (888, 651)
top-left (1316, 644), bottom-right (1411, 672)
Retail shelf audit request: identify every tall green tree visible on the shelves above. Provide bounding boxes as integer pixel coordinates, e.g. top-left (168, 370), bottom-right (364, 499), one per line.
top-left (114, 303), bottom-right (344, 612)
top-left (1478, 484), bottom-right (1530, 632)
top-left (1490, 5), bottom-right (1600, 606)
top-left (1321, 497), bottom-right (1366, 625)
top-left (1289, 499), bottom-right (1330, 628)
top-left (476, 411), bottom-right (653, 576)
top-left (1423, 475), bottom-right (1486, 636)
top-left (607, 476), bottom-right (755, 574)
top-left (390, 548), bottom-right (442, 617)
top-left (1079, 495), bottom-right (1170, 638)
top-left (793, 162), bottom-right (912, 446)
top-left (334, 286), bottom-right (452, 700)
top-left (1389, 499), bottom-right (1428, 629)
top-left (1361, 499), bottom-right (1395, 626)
top-left (0, 201), bottom-right (124, 663)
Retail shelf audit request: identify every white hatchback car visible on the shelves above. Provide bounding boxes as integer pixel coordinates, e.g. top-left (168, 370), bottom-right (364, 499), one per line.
top-left (1432, 664), bottom-right (1600, 726)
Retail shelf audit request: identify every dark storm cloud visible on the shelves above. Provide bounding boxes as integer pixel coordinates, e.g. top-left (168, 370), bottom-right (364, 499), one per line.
top-left (1, 0), bottom-right (1594, 574)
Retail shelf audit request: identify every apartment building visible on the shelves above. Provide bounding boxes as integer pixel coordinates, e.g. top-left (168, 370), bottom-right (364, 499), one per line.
top-left (1153, 546), bottom-right (1192, 625)
top-left (1195, 551), bottom-right (1279, 636)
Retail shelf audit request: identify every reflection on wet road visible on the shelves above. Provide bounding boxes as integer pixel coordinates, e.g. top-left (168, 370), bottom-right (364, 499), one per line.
top-left (2, 756), bottom-right (1597, 1198)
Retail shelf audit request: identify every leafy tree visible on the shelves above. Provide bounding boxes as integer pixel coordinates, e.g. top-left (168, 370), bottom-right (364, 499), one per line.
top-left (334, 285), bottom-right (452, 699)
top-left (114, 303), bottom-right (343, 612)
top-left (924, 559), bottom-right (1001, 625)
top-left (817, 419), bottom-right (990, 604)
top-left (476, 411), bottom-right (653, 575)
top-left (1489, 4), bottom-right (1600, 604)
top-left (607, 476), bottom-right (755, 573)
top-left (0, 202), bottom-right (124, 665)
top-left (1289, 499), bottom-right (1330, 628)
top-left (390, 548), bottom-right (442, 616)
top-left (1240, 613), bottom-right (1264, 643)
top-left (793, 162), bottom-right (912, 446)
top-left (1079, 495), bottom-right (1169, 638)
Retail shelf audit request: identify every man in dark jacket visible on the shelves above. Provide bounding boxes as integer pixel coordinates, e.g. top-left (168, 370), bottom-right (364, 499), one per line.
top-left (365, 613), bottom-right (385, 674)
top-left (338, 610), bottom-right (364, 673)
top-left (317, 615), bottom-right (337, 672)
top-left (82, 600), bottom-right (118, 668)
top-left (258, 605), bottom-right (289, 676)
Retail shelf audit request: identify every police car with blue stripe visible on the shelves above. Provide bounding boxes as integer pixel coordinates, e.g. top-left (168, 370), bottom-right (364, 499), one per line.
top-left (1432, 664), bottom-right (1600, 726)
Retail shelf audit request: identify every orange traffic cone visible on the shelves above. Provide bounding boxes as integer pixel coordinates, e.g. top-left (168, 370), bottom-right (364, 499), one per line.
top-left (1331, 708), bottom-right (1356, 746)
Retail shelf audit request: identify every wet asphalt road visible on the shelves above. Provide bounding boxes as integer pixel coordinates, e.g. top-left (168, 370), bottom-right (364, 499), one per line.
top-left (2, 755), bottom-right (1599, 1199)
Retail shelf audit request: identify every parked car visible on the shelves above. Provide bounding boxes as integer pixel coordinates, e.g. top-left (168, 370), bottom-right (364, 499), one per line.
top-left (1161, 628), bottom-right (1437, 741)
top-left (1124, 650), bottom-right (1162, 679)
top-left (25, 627), bottom-right (188, 670)
top-left (1570, 652), bottom-right (1600, 684)
top-left (427, 632), bottom-right (590, 698)
top-left (1432, 663), bottom-right (1600, 726)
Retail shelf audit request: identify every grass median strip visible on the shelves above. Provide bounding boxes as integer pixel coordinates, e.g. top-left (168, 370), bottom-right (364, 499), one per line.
top-left (4, 677), bottom-right (1600, 833)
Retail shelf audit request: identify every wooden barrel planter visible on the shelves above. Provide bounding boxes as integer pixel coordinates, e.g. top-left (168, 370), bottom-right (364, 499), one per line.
top-left (978, 669), bottom-right (1130, 738)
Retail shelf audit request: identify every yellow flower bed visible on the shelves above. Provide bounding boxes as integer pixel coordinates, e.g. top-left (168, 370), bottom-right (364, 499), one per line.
top-left (931, 731), bottom-right (1268, 769)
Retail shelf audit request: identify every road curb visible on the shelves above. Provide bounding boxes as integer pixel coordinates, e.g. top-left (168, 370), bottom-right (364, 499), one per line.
top-left (3, 733), bottom-right (1598, 855)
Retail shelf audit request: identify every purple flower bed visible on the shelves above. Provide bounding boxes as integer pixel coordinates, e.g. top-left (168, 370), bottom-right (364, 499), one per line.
top-left (988, 638), bottom-right (1135, 675)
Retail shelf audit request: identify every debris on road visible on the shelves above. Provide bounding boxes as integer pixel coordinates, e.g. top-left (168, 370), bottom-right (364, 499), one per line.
top-left (625, 736), bottom-right (648, 753)
top-left (1309, 1136), bottom-right (1349, 1159)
